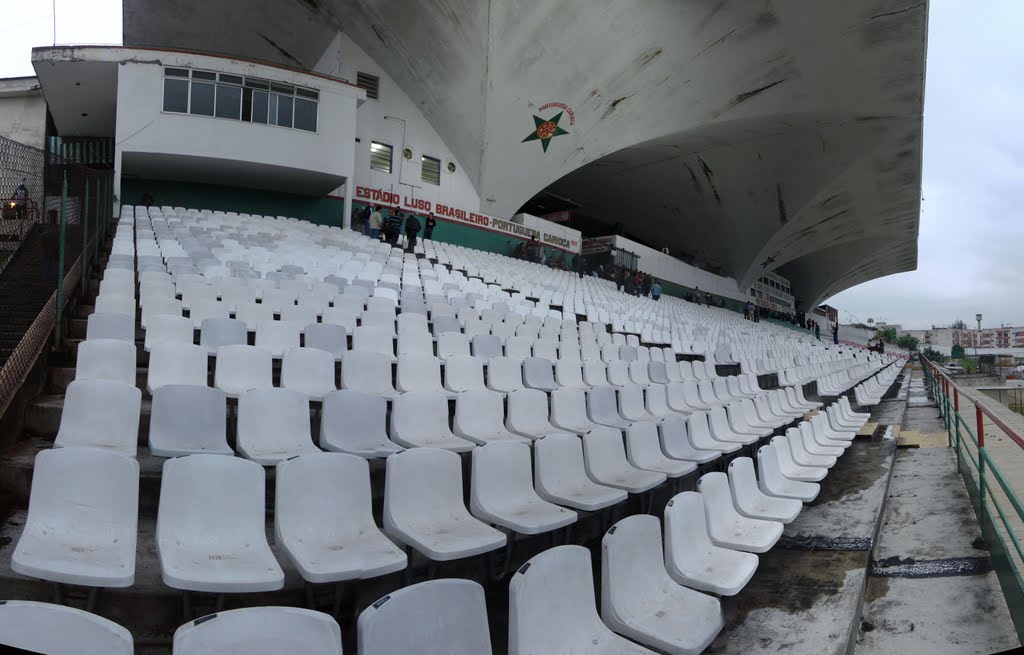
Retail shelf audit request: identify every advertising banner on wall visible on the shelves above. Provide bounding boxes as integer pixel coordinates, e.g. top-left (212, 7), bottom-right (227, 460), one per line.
top-left (354, 185), bottom-right (581, 253)
top-left (581, 236), bottom-right (614, 255)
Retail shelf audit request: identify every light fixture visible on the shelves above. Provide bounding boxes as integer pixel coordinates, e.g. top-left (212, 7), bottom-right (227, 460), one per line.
top-left (447, 161), bottom-right (456, 173)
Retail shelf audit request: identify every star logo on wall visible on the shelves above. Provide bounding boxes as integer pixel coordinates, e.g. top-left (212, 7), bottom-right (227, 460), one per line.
top-left (522, 111), bottom-right (570, 152)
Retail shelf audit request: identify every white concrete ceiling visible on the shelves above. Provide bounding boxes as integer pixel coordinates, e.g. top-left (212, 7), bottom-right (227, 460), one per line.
top-left (122, 0), bottom-right (928, 307)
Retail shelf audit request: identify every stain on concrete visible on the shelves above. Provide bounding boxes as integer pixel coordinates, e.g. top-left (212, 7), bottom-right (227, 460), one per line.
top-left (634, 46), bottom-right (663, 69)
top-left (696, 156), bottom-right (721, 205)
top-left (256, 32), bottom-right (304, 66)
top-left (600, 93), bottom-right (636, 120)
top-left (731, 78), bottom-right (788, 107)
top-left (777, 183), bottom-right (788, 224)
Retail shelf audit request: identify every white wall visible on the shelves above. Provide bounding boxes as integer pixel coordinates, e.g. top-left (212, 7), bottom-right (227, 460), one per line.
top-left (0, 88), bottom-right (46, 150)
top-left (610, 235), bottom-right (752, 303)
top-left (113, 49), bottom-right (363, 214)
top-left (313, 33), bottom-right (482, 216)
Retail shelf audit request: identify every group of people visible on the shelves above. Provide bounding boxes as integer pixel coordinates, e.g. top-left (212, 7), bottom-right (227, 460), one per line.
top-left (356, 205), bottom-right (436, 252)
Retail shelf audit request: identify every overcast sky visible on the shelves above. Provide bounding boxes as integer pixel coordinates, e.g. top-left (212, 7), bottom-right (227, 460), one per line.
top-left (1, 2), bottom-right (1016, 330)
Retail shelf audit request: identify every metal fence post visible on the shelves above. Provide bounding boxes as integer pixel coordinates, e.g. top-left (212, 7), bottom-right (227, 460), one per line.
top-left (54, 171), bottom-right (68, 349)
top-left (81, 178), bottom-right (90, 295)
top-left (977, 404), bottom-right (986, 532)
top-left (93, 176), bottom-right (100, 263)
top-left (953, 388), bottom-right (959, 451)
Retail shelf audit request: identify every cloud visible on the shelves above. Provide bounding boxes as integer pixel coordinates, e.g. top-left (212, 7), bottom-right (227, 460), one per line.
top-left (831, 0), bottom-right (1024, 330)
top-left (0, 0), bottom-right (122, 78)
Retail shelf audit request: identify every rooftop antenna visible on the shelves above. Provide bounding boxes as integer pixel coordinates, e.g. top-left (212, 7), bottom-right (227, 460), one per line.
top-left (52, 0), bottom-right (56, 45)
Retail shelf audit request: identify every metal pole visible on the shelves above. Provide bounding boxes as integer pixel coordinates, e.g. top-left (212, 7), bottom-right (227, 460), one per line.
top-left (954, 388), bottom-right (961, 462)
top-left (977, 403), bottom-right (986, 532)
top-left (93, 176), bottom-right (100, 263)
top-left (81, 179), bottom-right (90, 295)
top-left (54, 172), bottom-right (68, 349)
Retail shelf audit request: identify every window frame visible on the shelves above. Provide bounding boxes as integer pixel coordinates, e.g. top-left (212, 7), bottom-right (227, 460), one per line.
top-left (370, 141), bottom-right (394, 174)
top-left (421, 154), bottom-right (441, 185)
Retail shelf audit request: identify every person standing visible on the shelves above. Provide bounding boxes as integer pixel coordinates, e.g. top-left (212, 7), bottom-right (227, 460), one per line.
top-left (368, 205), bottom-right (383, 240)
top-left (832, 323), bottom-right (839, 345)
top-left (423, 213), bottom-right (437, 240)
top-left (694, 287), bottom-right (703, 305)
top-left (814, 323), bottom-right (821, 341)
top-left (651, 280), bottom-right (662, 301)
top-left (385, 209), bottom-right (403, 247)
top-left (11, 178), bottom-right (28, 221)
top-left (404, 213), bottom-right (421, 252)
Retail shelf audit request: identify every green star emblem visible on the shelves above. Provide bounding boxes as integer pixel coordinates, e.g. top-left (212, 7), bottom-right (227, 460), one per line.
top-left (522, 111), bottom-right (570, 152)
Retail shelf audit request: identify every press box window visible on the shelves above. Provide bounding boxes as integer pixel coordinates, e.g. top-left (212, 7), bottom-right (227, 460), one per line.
top-left (356, 72), bottom-right (380, 100)
top-left (370, 142), bottom-right (393, 173)
top-left (421, 155), bottom-right (441, 185)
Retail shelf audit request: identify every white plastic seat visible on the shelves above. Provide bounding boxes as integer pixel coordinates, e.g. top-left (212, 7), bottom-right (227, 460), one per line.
top-left (471, 334), bottom-right (503, 359)
top-left (522, 357), bottom-right (558, 392)
top-left (509, 545), bottom-right (656, 655)
top-left (235, 301), bottom-right (275, 331)
top-left (664, 491), bottom-right (758, 596)
top-left (352, 325), bottom-right (396, 361)
top-left (506, 388), bottom-right (565, 440)
top-left (86, 312), bottom-right (135, 342)
top-left (783, 427), bottom-right (837, 468)
top-left (660, 415), bottom-right (721, 463)
top-left (582, 360), bottom-right (609, 387)
top-left (534, 433), bottom-right (626, 511)
top-left (0, 601), bottom-right (133, 655)
top-left (384, 448), bottom-right (506, 560)
top-left (276, 452), bottom-right (407, 582)
top-left (397, 328), bottom-right (433, 357)
top-left (504, 336), bottom-right (533, 360)
top-left (199, 317), bottom-right (247, 355)
top-left (144, 314), bottom-right (194, 352)
top-left (437, 331), bottom-right (470, 361)
top-left (396, 352), bottom-right (450, 396)
top-left (605, 360), bottom-right (630, 387)
top-left (587, 387), bottom-right (633, 429)
top-left (390, 391), bottom-right (476, 451)
top-left (214, 344), bottom-right (273, 398)
top-left (624, 422), bottom-right (696, 478)
top-left (627, 360), bottom-right (653, 385)
top-left (647, 361), bottom-right (670, 385)
top-left (147, 342), bottom-right (208, 392)
top-left (12, 447), bottom-right (138, 587)
top-left (320, 389), bottom-right (402, 458)
top-left (94, 293), bottom-right (135, 317)
top-left (188, 299), bottom-right (230, 328)
top-left (303, 322), bottom-right (348, 360)
top-left (471, 441), bottom-right (577, 534)
top-left (54, 379), bottom-right (141, 456)
top-left (554, 359), bottom-right (589, 389)
top-left (486, 356), bottom-right (525, 393)
top-left (756, 444), bottom-right (820, 502)
top-left (697, 472), bottom-right (782, 553)
top-left (549, 386), bottom-right (599, 434)
top-left (618, 384), bottom-right (656, 423)
top-left (584, 426), bottom-right (666, 493)
top-left (149, 384), bottom-right (232, 456)
top-left (359, 579), bottom-right (493, 655)
top-left (727, 456), bottom-right (802, 523)
top-left (173, 606), bottom-right (342, 655)
top-left (769, 435), bottom-right (828, 481)
top-left (255, 320), bottom-right (303, 358)
top-left (602, 514), bottom-right (723, 655)
top-left (237, 388), bottom-right (322, 464)
top-left (141, 295), bottom-right (183, 330)
top-left (157, 454), bottom-right (283, 592)
top-left (444, 355), bottom-right (487, 393)
top-left (281, 346), bottom-right (337, 400)
top-left (76, 338), bottom-right (137, 386)
top-left (341, 350), bottom-right (399, 398)
top-left (454, 388), bottom-right (530, 444)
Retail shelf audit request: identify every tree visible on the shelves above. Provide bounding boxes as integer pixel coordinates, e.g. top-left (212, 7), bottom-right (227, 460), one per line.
top-left (867, 318), bottom-right (874, 325)
top-left (952, 319), bottom-right (967, 330)
top-left (875, 326), bottom-right (898, 343)
top-left (951, 344), bottom-right (965, 359)
top-left (922, 347), bottom-right (946, 362)
top-left (897, 334), bottom-right (919, 351)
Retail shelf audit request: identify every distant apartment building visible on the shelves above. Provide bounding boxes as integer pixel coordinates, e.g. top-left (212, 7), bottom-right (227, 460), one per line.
top-left (951, 327), bottom-right (1024, 349)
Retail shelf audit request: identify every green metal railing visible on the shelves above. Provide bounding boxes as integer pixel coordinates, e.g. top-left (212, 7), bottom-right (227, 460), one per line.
top-left (923, 359), bottom-right (1024, 639)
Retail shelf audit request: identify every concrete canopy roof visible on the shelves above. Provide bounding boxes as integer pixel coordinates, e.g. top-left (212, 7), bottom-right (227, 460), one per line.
top-left (123, 0), bottom-right (927, 308)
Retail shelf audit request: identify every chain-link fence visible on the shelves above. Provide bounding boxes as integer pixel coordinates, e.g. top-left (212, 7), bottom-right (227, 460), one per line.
top-left (0, 135), bottom-right (46, 273)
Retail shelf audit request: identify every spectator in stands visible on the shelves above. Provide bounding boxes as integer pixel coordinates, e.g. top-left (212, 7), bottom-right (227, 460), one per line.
top-left (526, 236), bottom-right (539, 262)
top-left (385, 210), bottom-right (403, 246)
top-left (814, 323), bottom-right (821, 341)
top-left (512, 241), bottom-right (525, 259)
top-left (539, 247), bottom-right (549, 266)
top-left (404, 214), bottom-right (421, 252)
top-left (368, 206), bottom-right (383, 240)
top-left (614, 267), bottom-right (625, 291)
top-left (661, 244), bottom-right (670, 255)
top-left (642, 273), bottom-right (653, 296)
top-left (694, 287), bottom-right (703, 305)
top-left (41, 209), bottom-right (59, 283)
top-left (744, 301), bottom-right (754, 321)
top-left (142, 192), bottom-right (155, 208)
top-left (573, 255), bottom-right (584, 278)
top-left (11, 178), bottom-right (28, 220)
top-left (651, 279), bottom-right (662, 301)
top-left (624, 271), bottom-right (636, 295)
top-left (424, 214), bottom-right (436, 240)
top-left (832, 323), bottom-right (839, 345)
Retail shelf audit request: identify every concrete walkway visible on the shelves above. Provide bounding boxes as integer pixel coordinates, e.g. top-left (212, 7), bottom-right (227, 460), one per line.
top-left (854, 367), bottom-right (1019, 655)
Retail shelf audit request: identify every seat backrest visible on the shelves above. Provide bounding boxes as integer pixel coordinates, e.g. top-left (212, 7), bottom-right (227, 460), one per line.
top-left (359, 579), bottom-right (492, 655)
top-left (586, 386), bottom-right (624, 424)
top-left (320, 389), bottom-right (389, 450)
top-left (76, 338), bottom-right (137, 386)
top-left (664, 491), bottom-right (715, 558)
top-left (144, 314), bottom-right (193, 351)
top-left (159, 453), bottom-right (266, 547)
top-left (276, 452), bottom-right (377, 546)
top-left (385, 447), bottom-right (467, 527)
top-left (341, 350), bottom-right (395, 395)
top-left (303, 322), bottom-right (348, 358)
top-left (554, 359), bottom-right (585, 388)
top-left (625, 421), bottom-right (664, 464)
top-left (696, 471), bottom-right (735, 517)
top-left (214, 344), bottom-right (272, 395)
top-left (86, 312), bottom-right (135, 342)
top-left (602, 514), bottom-right (672, 610)
top-left (504, 336), bottom-right (533, 360)
top-left (582, 360), bottom-right (608, 387)
top-left (174, 606), bottom-right (341, 655)
top-left (647, 361), bottom-right (668, 384)
top-left (508, 545), bottom-right (606, 654)
top-left (390, 391), bottom-right (454, 439)
top-left (606, 360), bottom-right (630, 387)
top-left (583, 426), bottom-right (633, 476)
top-left (472, 441), bottom-right (540, 509)
top-left (471, 334), bottom-right (503, 359)
top-left (238, 387), bottom-right (312, 450)
top-left (352, 325), bottom-right (394, 357)
top-left (255, 320), bottom-right (302, 356)
top-left (396, 352), bottom-right (444, 393)
top-left (149, 384), bottom-right (227, 454)
top-left (454, 388), bottom-right (506, 436)
top-left (56, 379), bottom-right (141, 455)
top-left (522, 357), bottom-right (556, 389)
top-left (200, 317), bottom-right (248, 353)
top-left (148, 342), bottom-right (208, 390)
top-left (0, 601), bottom-right (133, 655)
top-left (618, 345), bottom-right (637, 362)
top-left (486, 356), bottom-right (524, 392)
top-left (445, 355), bottom-right (486, 393)
top-left (281, 346), bottom-right (336, 396)
top-left (618, 383), bottom-right (649, 421)
top-left (437, 331), bottom-right (470, 360)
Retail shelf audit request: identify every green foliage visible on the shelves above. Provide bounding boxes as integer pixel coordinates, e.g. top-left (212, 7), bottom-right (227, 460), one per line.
top-left (922, 346), bottom-right (946, 362)
top-left (897, 334), bottom-right (919, 351)
top-left (951, 344), bottom-right (965, 359)
top-left (875, 326), bottom-right (898, 343)
top-left (951, 319), bottom-right (967, 330)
